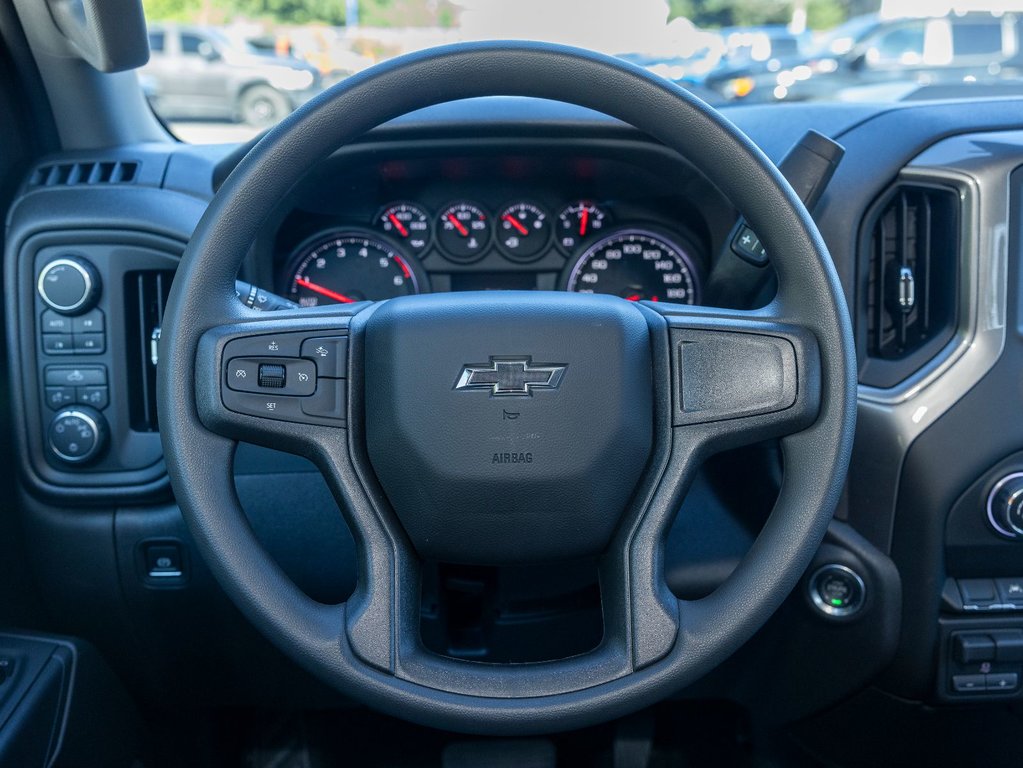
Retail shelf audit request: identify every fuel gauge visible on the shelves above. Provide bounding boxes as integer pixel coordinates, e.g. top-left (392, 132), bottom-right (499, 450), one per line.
top-left (496, 202), bottom-right (550, 262)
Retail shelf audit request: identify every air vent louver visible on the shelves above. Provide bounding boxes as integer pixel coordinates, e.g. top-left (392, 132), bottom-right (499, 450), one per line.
top-left (860, 184), bottom-right (959, 388)
top-left (29, 160), bottom-right (138, 188)
top-left (124, 270), bottom-right (173, 432)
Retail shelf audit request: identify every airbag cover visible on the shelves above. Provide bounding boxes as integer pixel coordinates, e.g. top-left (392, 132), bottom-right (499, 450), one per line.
top-left (364, 292), bottom-right (653, 564)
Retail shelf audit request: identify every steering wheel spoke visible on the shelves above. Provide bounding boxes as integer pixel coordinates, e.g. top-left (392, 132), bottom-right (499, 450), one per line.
top-left (654, 303), bottom-right (822, 453)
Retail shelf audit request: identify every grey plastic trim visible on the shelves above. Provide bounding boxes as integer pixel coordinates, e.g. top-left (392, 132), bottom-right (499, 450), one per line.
top-left (858, 132), bottom-right (1016, 441)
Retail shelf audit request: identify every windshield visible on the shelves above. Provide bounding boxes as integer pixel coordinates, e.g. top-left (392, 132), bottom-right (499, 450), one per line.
top-left (139, 0), bottom-right (1023, 142)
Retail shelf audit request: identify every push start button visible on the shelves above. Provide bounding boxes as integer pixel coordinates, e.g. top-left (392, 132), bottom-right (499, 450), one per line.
top-left (808, 564), bottom-right (866, 618)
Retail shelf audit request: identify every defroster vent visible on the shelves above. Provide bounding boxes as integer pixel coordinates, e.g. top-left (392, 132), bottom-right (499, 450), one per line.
top-left (125, 270), bottom-right (173, 431)
top-left (860, 184), bottom-right (959, 388)
top-left (29, 160), bottom-right (138, 188)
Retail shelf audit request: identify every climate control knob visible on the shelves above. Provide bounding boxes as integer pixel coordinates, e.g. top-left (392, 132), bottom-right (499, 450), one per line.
top-left (47, 406), bottom-right (107, 465)
top-left (987, 473), bottom-right (1023, 539)
top-left (37, 256), bottom-right (100, 315)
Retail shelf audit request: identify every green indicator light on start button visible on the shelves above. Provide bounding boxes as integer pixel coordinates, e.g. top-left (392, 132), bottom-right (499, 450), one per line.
top-left (808, 564), bottom-right (866, 619)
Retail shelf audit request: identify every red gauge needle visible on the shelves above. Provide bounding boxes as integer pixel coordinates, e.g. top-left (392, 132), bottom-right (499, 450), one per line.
top-left (387, 213), bottom-right (409, 237)
top-left (294, 277), bottom-right (356, 304)
top-left (446, 213), bottom-right (469, 237)
top-left (579, 207), bottom-right (590, 237)
top-left (502, 214), bottom-right (529, 236)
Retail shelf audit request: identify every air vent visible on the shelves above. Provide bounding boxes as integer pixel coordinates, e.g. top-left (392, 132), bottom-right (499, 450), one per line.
top-left (29, 160), bottom-right (138, 188)
top-left (124, 270), bottom-right (173, 431)
top-left (859, 183), bottom-right (960, 388)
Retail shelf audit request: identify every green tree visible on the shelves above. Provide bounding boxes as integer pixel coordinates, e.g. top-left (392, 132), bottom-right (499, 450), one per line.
top-left (669, 0), bottom-right (860, 30)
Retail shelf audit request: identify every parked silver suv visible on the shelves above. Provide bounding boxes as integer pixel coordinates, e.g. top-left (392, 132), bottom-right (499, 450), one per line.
top-left (141, 24), bottom-right (322, 125)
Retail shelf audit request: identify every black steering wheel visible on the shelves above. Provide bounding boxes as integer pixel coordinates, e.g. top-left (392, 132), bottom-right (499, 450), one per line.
top-left (158, 42), bottom-right (856, 734)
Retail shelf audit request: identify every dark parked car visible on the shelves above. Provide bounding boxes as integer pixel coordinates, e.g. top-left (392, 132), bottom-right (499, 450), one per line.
top-left (141, 24), bottom-right (321, 125)
top-left (693, 24), bottom-right (811, 100)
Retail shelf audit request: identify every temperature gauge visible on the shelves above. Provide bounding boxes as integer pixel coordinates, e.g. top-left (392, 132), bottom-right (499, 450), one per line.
top-left (437, 202), bottom-right (490, 262)
top-left (556, 202), bottom-right (607, 252)
top-left (376, 202), bottom-right (430, 253)
top-left (495, 202), bottom-right (550, 262)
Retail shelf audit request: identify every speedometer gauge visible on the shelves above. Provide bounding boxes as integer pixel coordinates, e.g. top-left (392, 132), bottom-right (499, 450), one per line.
top-left (286, 231), bottom-right (425, 305)
top-left (563, 229), bottom-right (699, 304)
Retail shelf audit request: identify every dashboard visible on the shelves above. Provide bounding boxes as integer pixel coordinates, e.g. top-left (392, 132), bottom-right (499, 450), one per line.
top-left (259, 144), bottom-right (734, 309)
top-left (11, 94), bottom-right (1023, 762)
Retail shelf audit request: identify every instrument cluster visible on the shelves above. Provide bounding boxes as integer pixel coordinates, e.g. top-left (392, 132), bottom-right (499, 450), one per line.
top-left (280, 196), bottom-right (703, 308)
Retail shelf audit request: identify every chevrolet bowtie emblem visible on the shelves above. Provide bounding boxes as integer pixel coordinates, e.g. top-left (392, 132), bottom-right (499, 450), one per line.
top-left (455, 357), bottom-right (567, 397)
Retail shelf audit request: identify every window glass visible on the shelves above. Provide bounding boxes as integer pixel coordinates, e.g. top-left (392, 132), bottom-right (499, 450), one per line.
top-left (180, 34), bottom-right (204, 56)
top-left (952, 22), bottom-right (1004, 57)
top-left (134, 2), bottom-right (1023, 144)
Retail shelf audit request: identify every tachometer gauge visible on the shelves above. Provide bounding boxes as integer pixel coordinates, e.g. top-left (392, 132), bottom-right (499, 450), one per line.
top-left (563, 228), bottom-right (699, 304)
top-left (437, 202), bottom-right (490, 262)
top-left (556, 202), bottom-right (607, 252)
top-left (495, 202), bottom-right (550, 262)
top-left (376, 202), bottom-right (430, 254)
top-left (286, 231), bottom-right (424, 305)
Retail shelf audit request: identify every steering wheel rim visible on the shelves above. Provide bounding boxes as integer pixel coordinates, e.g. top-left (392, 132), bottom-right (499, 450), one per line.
top-left (159, 41), bottom-right (856, 734)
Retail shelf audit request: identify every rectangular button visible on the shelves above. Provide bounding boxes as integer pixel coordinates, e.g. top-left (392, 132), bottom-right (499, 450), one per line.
top-left (145, 544), bottom-right (183, 577)
top-left (44, 386), bottom-right (75, 410)
top-left (954, 633), bottom-right (996, 664)
top-left (991, 629), bottom-right (1023, 662)
top-left (958, 579), bottom-right (998, 605)
top-left (45, 366), bottom-right (106, 386)
top-left (301, 337), bottom-right (348, 378)
top-left (41, 310), bottom-right (71, 333)
top-left (996, 578), bottom-right (1023, 605)
top-left (224, 332), bottom-right (304, 360)
top-left (952, 674), bottom-right (986, 693)
top-left (42, 334), bottom-right (73, 354)
top-left (222, 390), bottom-right (305, 422)
top-left (76, 386), bottom-right (109, 410)
top-left (73, 333), bottom-right (105, 353)
top-left (302, 380), bottom-right (347, 420)
top-left (986, 672), bottom-right (1018, 692)
top-left (72, 309), bottom-right (105, 334)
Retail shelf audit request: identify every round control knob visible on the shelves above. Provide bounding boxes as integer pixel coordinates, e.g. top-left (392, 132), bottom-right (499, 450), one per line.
top-left (37, 257), bottom-right (100, 315)
top-left (47, 407), bottom-right (107, 464)
top-left (987, 473), bottom-right (1023, 538)
top-left (807, 564), bottom-right (866, 618)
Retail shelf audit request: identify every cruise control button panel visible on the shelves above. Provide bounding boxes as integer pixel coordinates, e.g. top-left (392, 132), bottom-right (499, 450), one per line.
top-left (225, 357), bottom-right (316, 397)
top-left (221, 332), bottom-right (347, 426)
